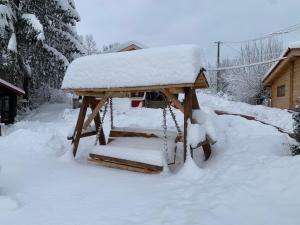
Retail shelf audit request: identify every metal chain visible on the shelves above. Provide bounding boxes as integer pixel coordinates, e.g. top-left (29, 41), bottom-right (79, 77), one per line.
top-left (94, 100), bottom-right (109, 145)
top-left (167, 104), bottom-right (182, 135)
top-left (162, 105), bottom-right (169, 164)
top-left (109, 97), bottom-right (114, 130)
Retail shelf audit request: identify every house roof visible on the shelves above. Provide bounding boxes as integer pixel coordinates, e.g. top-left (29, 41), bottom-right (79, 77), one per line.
top-left (105, 41), bottom-right (147, 53)
top-left (263, 42), bottom-right (300, 85)
top-left (0, 78), bottom-right (25, 95)
top-left (61, 44), bottom-right (208, 91)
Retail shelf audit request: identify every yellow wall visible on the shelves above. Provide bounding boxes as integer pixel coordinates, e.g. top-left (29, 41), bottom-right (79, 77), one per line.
top-left (271, 57), bottom-right (300, 109)
top-left (293, 58), bottom-right (300, 106)
top-left (271, 68), bottom-right (290, 109)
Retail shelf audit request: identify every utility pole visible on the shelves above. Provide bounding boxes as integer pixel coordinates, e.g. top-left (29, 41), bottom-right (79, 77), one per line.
top-left (215, 41), bottom-right (222, 92)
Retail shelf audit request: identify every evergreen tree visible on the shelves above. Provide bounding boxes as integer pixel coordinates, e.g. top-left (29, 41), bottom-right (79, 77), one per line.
top-left (0, 0), bottom-right (85, 106)
top-left (291, 101), bottom-right (300, 155)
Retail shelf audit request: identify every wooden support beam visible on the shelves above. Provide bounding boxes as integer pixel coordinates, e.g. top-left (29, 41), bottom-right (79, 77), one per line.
top-left (161, 88), bottom-right (184, 113)
top-left (191, 88), bottom-right (200, 109)
top-left (68, 130), bottom-right (98, 140)
top-left (90, 97), bottom-right (106, 145)
top-left (191, 88), bottom-right (212, 160)
top-left (183, 87), bottom-right (193, 162)
top-left (72, 97), bottom-right (89, 157)
top-left (83, 92), bottom-right (111, 130)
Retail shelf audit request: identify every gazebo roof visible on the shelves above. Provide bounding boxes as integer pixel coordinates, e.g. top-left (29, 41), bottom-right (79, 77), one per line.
top-left (61, 45), bottom-right (208, 92)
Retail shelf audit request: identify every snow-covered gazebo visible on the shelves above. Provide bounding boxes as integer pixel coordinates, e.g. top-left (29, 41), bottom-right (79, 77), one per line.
top-left (62, 45), bottom-right (212, 173)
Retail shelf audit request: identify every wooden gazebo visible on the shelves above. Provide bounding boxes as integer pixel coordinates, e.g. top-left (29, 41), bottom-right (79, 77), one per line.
top-left (62, 45), bottom-right (213, 173)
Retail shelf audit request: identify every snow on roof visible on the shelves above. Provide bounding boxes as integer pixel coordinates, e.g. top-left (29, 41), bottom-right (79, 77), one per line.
top-left (289, 41), bottom-right (300, 49)
top-left (0, 78), bottom-right (25, 95)
top-left (105, 41), bottom-right (147, 53)
top-left (263, 41), bottom-right (300, 82)
top-left (62, 45), bottom-right (205, 90)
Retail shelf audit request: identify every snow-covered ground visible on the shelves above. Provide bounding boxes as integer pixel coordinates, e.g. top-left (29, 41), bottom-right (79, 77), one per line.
top-left (0, 93), bottom-right (299, 225)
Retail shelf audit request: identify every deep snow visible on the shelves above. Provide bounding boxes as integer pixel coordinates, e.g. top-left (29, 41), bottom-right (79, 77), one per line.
top-left (0, 93), bottom-right (299, 225)
top-left (62, 45), bottom-right (204, 89)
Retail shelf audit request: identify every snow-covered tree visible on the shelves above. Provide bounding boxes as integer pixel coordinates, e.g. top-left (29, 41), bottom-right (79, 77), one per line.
top-left (208, 38), bottom-right (283, 104)
top-left (101, 42), bottom-right (120, 53)
top-left (82, 34), bottom-right (99, 55)
top-left (291, 101), bottom-right (300, 155)
top-left (0, 0), bottom-right (85, 106)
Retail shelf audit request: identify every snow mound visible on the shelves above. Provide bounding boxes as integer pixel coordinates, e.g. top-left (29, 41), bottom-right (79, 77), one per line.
top-left (62, 45), bottom-right (205, 89)
top-left (198, 92), bottom-right (293, 132)
top-left (187, 120), bottom-right (206, 148)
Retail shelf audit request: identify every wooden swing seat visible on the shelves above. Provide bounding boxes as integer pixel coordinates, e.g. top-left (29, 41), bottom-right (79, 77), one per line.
top-left (89, 136), bottom-right (167, 174)
top-left (108, 127), bottom-right (161, 143)
top-left (88, 128), bottom-right (178, 174)
top-left (89, 153), bottom-right (163, 174)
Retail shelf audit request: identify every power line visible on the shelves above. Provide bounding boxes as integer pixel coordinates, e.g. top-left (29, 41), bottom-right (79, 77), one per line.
top-left (223, 43), bottom-right (241, 54)
top-left (222, 21), bottom-right (300, 44)
top-left (206, 56), bottom-right (287, 71)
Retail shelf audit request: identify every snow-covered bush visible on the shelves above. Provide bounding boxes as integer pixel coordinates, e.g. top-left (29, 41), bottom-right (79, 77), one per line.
top-left (291, 104), bottom-right (300, 155)
top-left (30, 84), bottom-right (69, 107)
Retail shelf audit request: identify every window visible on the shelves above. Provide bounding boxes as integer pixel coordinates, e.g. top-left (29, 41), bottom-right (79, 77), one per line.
top-left (277, 85), bottom-right (285, 97)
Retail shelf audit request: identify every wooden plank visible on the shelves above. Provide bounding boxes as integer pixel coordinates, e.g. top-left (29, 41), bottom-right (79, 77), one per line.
top-left (108, 130), bottom-right (159, 143)
top-left (90, 97), bottom-right (106, 145)
top-left (109, 130), bottom-right (159, 139)
top-left (202, 143), bottom-right (212, 160)
top-left (74, 91), bottom-right (130, 98)
top-left (194, 70), bottom-right (209, 88)
top-left (161, 89), bottom-right (184, 113)
top-left (72, 97), bottom-right (89, 157)
top-left (82, 92), bottom-right (111, 130)
top-left (214, 109), bottom-right (297, 140)
top-left (63, 83), bottom-right (197, 94)
top-left (184, 87), bottom-right (193, 162)
top-left (89, 153), bottom-right (163, 173)
top-left (88, 157), bottom-right (160, 174)
top-left (67, 130), bottom-right (98, 140)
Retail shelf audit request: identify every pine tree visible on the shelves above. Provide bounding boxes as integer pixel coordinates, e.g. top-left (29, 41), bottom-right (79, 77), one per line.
top-left (0, 0), bottom-right (85, 106)
top-left (291, 100), bottom-right (300, 155)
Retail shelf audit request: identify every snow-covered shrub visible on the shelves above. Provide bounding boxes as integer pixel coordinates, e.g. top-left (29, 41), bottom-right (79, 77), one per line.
top-left (291, 104), bottom-right (300, 155)
top-left (30, 84), bottom-right (69, 107)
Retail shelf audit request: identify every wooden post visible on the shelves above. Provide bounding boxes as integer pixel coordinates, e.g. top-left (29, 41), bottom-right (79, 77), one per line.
top-left (72, 96), bottom-right (89, 157)
top-left (90, 97), bottom-right (106, 145)
top-left (191, 88), bottom-right (200, 109)
top-left (191, 88), bottom-right (212, 160)
top-left (183, 87), bottom-right (193, 162)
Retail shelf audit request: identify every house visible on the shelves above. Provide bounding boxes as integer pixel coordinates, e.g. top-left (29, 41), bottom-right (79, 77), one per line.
top-left (106, 41), bottom-right (146, 53)
top-left (0, 78), bottom-right (25, 124)
top-left (105, 41), bottom-right (153, 107)
top-left (263, 42), bottom-right (300, 109)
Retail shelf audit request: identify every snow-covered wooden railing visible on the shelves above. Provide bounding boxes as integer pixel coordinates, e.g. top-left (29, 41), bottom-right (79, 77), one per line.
top-left (214, 110), bottom-right (296, 140)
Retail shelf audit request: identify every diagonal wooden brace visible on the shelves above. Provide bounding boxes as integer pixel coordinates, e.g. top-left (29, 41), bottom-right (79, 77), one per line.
top-left (161, 88), bottom-right (184, 113)
top-left (82, 92), bottom-right (111, 130)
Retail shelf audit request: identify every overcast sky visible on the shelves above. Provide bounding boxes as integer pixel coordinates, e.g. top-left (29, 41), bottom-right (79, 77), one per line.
top-left (75, 0), bottom-right (300, 63)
